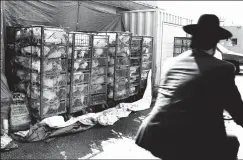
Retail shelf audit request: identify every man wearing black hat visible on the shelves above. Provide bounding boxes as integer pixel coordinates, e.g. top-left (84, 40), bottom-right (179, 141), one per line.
top-left (135, 14), bottom-right (243, 160)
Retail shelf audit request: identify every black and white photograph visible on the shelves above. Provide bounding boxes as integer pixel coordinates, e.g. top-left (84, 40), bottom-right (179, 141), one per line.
top-left (1, 1), bottom-right (243, 159)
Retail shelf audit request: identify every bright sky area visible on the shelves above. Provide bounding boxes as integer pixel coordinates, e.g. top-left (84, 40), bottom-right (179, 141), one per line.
top-left (154, 1), bottom-right (243, 26)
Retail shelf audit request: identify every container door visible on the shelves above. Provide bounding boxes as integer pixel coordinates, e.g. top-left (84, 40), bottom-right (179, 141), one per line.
top-left (161, 23), bottom-right (187, 63)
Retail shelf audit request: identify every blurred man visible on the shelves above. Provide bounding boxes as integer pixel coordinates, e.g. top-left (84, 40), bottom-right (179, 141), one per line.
top-left (135, 14), bottom-right (243, 160)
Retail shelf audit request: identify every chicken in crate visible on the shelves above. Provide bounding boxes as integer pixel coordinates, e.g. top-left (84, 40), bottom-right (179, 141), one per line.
top-left (129, 36), bottom-right (143, 100)
top-left (90, 35), bottom-right (109, 108)
top-left (68, 32), bottom-right (92, 114)
top-left (173, 37), bottom-right (191, 57)
top-left (95, 32), bottom-right (132, 102)
top-left (140, 36), bottom-right (153, 91)
top-left (6, 26), bottom-right (69, 120)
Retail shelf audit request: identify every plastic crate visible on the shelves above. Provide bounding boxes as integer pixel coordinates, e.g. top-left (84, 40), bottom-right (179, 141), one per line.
top-left (93, 36), bottom-right (109, 48)
top-left (73, 59), bottom-right (91, 71)
top-left (92, 58), bottom-right (107, 68)
top-left (130, 57), bottom-right (140, 66)
top-left (117, 33), bottom-right (131, 47)
top-left (42, 88), bottom-right (63, 104)
top-left (107, 47), bottom-right (116, 56)
top-left (74, 47), bottom-right (91, 59)
top-left (14, 27), bottom-right (40, 45)
top-left (130, 75), bottom-right (140, 85)
top-left (97, 33), bottom-right (117, 47)
top-left (130, 66), bottom-right (140, 76)
top-left (107, 77), bottom-right (114, 85)
top-left (15, 45), bottom-right (42, 58)
top-left (142, 37), bottom-right (153, 48)
top-left (142, 62), bottom-right (152, 70)
top-left (71, 96), bottom-right (89, 113)
top-left (117, 47), bottom-right (130, 57)
top-left (42, 100), bottom-right (66, 117)
top-left (25, 45), bottom-right (66, 59)
top-left (108, 55), bottom-right (115, 66)
top-left (140, 79), bottom-right (147, 88)
top-left (72, 72), bottom-right (90, 85)
top-left (115, 68), bottom-right (130, 77)
top-left (14, 56), bottom-right (40, 73)
top-left (142, 53), bottom-right (152, 62)
top-left (74, 34), bottom-right (91, 46)
top-left (116, 57), bottom-right (129, 66)
top-left (131, 37), bottom-right (142, 51)
top-left (108, 66), bottom-right (114, 76)
top-left (131, 50), bottom-right (141, 57)
top-left (43, 73), bottom-right (67, 88)
top-left (141, 70), bottom-right (150, 80)
top-left (91, 66), bottom-right (106, 75)
top-left (90, 84), bottom-right (107, 94)
top-left (140, 70), bottom-right (149, 88)
top-left (56, 87), bottom-right (67, 101)
top-left (93, 48), bottom-right (108, 58)
top-left (43, 58), bottom-right (67, 74)
top-left (129, 85), bottom-right (139, 96)
top-left (27, 84), bottom-right (40, 99)
top-left (90, 94), bottom-right (106, 106)
top-left (14, 68), bottom-right (39, 83)
top-left (72, 84), bottom-right (89, 97)
top-left (91, 75), bottom-right (106, 84)
top-left (56, 73), bottom-right (68, 87)
top-left (114, 89), bottom-right (129, 100)
top-left (44, 28), bottom-right (68, 45)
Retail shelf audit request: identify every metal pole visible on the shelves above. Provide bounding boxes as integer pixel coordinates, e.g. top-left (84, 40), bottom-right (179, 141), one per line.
top-left (76, 1), bottom-right (81, 31)
top-left (0, 0), bottom-right (5, 73)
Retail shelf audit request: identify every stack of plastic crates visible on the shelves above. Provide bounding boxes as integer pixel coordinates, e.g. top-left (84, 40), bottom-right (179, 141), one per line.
top-left (90, 35), bottom-right (109, 106)
top-left (6, 26), bottom-right (69, 120)
top-left (68, 32), bottom-right (92, 113)
top-left (173, 37), bottom-right (191, 57)
top-left (130, 36), bottom-right (143, 96)
top-left (96, 32), bottom-right (132, 101)
top-left (140, 36), bottom-right (153, 90)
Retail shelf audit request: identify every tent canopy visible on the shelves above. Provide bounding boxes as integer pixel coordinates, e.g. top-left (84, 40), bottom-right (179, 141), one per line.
top-left (4, 1), bottom-right (127, 31)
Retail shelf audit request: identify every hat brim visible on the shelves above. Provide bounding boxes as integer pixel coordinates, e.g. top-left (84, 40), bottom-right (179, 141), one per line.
top-left (183, 24), bottom-right (232, 40)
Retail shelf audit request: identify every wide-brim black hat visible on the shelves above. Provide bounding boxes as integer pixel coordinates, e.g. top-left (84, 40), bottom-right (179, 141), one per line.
top-left (183, 14), bottom-right (232, 40)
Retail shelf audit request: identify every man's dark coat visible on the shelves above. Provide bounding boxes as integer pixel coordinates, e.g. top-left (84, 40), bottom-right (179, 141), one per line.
top-left (136, 49), bottom-right (243, 159)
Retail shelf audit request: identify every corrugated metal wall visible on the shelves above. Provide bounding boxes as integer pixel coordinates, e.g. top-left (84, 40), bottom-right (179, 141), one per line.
top-left (122, 9), bottom-right (193, 87)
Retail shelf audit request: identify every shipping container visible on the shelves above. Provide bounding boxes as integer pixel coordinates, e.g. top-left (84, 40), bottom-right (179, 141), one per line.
top-left (6, 26), bottom-right (69, 119)
top-left (122, 9), bottom-right (193, 87)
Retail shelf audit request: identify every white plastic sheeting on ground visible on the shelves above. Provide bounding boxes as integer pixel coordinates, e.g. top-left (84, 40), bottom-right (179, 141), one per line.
top-left (13, 69), bottom-right (152, 142)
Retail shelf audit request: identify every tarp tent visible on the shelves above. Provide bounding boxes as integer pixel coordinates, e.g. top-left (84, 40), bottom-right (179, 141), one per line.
top-left (4, 1), bottom-right (126, 31)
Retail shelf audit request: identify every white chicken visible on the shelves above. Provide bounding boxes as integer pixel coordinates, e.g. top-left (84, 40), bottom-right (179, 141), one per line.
top-left (93, 48), bottom-right (104, 57)
top-left (92, 59), bottom-right (99, 68)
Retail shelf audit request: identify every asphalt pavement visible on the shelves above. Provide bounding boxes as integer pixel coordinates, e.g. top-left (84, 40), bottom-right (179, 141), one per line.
top-left (1, 108), bottom-right (156, 159)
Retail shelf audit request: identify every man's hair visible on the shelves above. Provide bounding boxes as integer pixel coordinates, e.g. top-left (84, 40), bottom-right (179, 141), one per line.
top-left (190, 34), bottom-right (219, 50)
